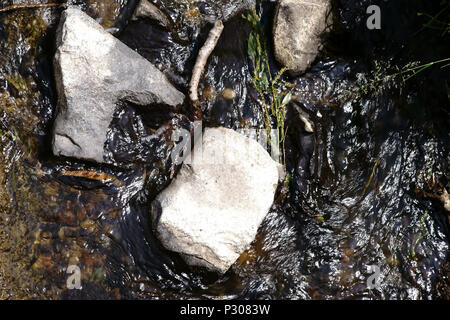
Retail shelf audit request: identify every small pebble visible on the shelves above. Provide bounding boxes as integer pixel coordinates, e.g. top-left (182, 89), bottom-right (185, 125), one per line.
top-left (222, 88), bottom-right (236, 100)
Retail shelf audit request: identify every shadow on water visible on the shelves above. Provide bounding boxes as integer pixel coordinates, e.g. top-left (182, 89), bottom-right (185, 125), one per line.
top-left (0, 0), bottom-right (448, 299)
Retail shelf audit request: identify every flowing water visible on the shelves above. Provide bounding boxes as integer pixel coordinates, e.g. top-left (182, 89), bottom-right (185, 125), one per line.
top-left (0, 0), bottom-right (448, 299)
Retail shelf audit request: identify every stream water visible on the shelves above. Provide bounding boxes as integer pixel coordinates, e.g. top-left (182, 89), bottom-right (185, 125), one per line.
top-left (0, 0), bottom-right (448, 299)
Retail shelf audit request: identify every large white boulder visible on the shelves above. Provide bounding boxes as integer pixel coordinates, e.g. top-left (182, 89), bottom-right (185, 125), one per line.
top-left (151, 127), bottom-right (283, 273)
top-left (273, 0), bottom-right (331, 75)
top-left (52, 7), bottom-right (185, 163)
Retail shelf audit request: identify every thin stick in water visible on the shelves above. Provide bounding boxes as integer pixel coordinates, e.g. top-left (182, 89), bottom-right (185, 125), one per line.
top-left (189, 20), bottom-right (224, 113)
top-left (0, 2), bottom-right (67, 14)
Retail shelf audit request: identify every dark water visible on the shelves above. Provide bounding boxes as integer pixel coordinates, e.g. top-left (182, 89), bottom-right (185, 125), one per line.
top-left (0, 0), bottom-right (448, 299)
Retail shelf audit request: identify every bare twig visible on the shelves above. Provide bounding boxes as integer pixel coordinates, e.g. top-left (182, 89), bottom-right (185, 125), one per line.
top-left (188, 20), bottom-right (224, 117)
top-left (0, 2), bottom-right (67, 14)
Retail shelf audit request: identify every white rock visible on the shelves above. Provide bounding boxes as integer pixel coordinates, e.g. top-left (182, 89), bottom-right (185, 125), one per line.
top-left (151, 127), bottom-right (283, 273)
top-left (52, 7), bottom-right (185, 163)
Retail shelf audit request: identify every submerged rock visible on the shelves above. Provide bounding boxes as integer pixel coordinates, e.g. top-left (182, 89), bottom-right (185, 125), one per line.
top-left (273, 0), bottom-right (331, 75)
top-left (52, 7), bottom-right (185, 163)
top-left (131, 0), bottom-right (170, 27)
top-left (151, 127), bottom-right (283, 273)
top-left (212, 0), bottom-right (255, 22)
top-left (221, 88), bottom-right (236, 100)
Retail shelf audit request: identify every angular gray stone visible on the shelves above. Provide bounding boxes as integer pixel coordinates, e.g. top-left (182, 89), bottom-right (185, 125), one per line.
top-left (151, 127), bottom-right (283, 273)
top-left (273, 0), bottom-right (331, 75)
top-left (52, 7), bottom-right (185, 163)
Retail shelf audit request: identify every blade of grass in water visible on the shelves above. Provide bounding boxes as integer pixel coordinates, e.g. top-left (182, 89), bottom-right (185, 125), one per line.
top-left (243, 9), bottom-right (294, 165)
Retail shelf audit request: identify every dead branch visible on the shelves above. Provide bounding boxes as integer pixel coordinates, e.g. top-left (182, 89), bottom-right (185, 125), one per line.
top-left (0, 2), bottom-right (67, 14)
top-left (188, 20), bottom-right (224, 115)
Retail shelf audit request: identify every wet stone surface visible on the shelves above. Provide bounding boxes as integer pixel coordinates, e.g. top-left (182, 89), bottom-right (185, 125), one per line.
top-left (52, 7), bottom-right (185, 164)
